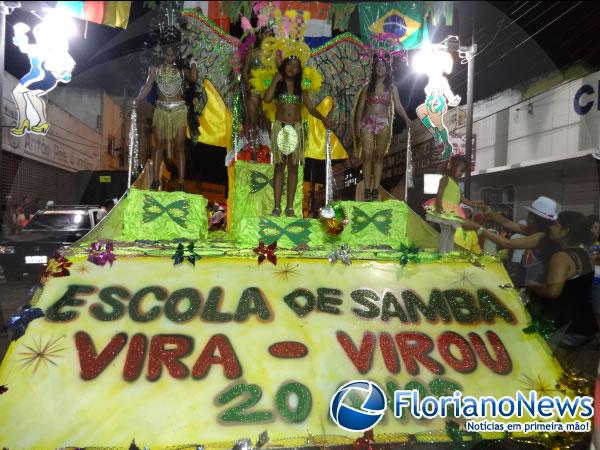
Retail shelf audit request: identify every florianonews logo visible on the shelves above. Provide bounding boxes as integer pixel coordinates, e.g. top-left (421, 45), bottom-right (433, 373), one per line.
top-left (329, 380), bottom-right (387, 432)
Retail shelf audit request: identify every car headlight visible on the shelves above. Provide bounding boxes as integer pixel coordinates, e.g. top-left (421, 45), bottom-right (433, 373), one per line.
top-left (0, 245), bottom-right (15, 254)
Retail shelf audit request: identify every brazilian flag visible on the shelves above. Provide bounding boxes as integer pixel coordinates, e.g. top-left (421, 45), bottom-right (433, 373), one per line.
top-left (359, 2), bottom-right (429, 51)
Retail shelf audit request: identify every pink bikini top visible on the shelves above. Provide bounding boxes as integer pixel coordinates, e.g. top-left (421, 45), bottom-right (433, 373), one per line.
top-left (366, 93), bottom-right (391, 105)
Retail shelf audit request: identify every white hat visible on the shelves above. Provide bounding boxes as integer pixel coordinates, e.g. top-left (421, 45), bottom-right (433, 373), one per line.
top-left (525, 196), bottom-right (558, 221)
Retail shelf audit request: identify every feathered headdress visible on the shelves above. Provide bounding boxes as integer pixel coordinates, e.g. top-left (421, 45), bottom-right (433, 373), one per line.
top-left (260, 9), bottom-right (311, 68)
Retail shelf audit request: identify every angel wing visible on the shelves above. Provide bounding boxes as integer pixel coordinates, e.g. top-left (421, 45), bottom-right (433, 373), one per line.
top-left (182, 9), bottom-right (240, 115)
top-left (308, 33), bottom-right (371, 155)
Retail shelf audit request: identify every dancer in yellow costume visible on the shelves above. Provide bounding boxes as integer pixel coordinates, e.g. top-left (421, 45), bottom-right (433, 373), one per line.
top-left (136, 29), bottom-right (197, 191)
top-left (250, 10), bottom-right (332, 217)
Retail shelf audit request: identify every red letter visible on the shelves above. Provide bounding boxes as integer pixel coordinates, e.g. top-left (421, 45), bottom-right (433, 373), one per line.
top-left (336, 331), bottom-right (376, 374)
top-left (437, 331), bottom-right (476, 373)
top-left (191, 334), bottom-right (242, 379)
top-left (379, 332), bottom-right (400, 374)
top-left (395, 332), bottom-right (444, 376)
top-left (123, 333), bottom-right (147, 382)
top-left (75, 331), bottom-right (127, 380)
top-left (147, 335), bottom-right (193, 381)
top-left (469, 331), bottom-right (512, 375)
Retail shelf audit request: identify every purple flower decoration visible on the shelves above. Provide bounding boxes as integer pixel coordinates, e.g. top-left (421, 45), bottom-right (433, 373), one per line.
top-left (88, 241), bottom-right (116, 266)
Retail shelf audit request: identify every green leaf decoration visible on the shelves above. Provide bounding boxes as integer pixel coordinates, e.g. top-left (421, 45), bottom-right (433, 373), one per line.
top-left (250, 171), bottom-right (272, 194)
top-left (259, 218), bottom-right (311, 246)
top-left (351, 207), bottom-right (393, 234)
top-left (143, 195), bottom-right (190, 228)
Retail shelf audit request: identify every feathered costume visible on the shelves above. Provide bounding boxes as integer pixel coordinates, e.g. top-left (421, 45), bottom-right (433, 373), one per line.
top-left (181, 7), bottom-right (372, 162)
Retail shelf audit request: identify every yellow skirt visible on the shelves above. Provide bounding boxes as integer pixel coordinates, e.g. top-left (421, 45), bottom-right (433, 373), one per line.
top-left (271, 120), bottom-right (304, 165)
top-left (153, 101), bottom-right (188, 156)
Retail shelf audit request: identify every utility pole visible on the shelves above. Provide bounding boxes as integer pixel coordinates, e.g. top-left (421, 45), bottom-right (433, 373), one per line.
top-left (0, 3), bottom-right (8, 212)
top-left (463, 36), bottom-right (476, 197)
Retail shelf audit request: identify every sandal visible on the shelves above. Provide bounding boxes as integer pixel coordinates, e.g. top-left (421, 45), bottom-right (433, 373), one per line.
top-left (272, 208), bottom-right (281, 217)
top-left (364, 189), bottom-right (371, 202)
top-left (150, 180), bottom-right (160, 191)
top-left (371, 189), bottom-right (379, 201)
top-left (285, 207), bottom-right (296, 218)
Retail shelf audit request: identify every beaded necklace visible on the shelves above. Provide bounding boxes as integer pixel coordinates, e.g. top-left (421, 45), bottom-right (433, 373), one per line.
top-left (157, 64), bottom-right (183, 98)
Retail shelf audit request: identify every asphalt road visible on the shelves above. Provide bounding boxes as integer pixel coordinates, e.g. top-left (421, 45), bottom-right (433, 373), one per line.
top-left (0, 273), bottom-right (39, 360)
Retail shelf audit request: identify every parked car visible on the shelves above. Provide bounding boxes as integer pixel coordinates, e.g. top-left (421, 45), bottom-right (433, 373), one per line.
top-left (0, 205), bottom-right (103, 280)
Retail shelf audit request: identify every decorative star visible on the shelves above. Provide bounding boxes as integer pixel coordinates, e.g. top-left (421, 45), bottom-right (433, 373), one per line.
top-left (329, 244), bottom-right (351, 265)
top-left (452, 269), bottom-right (477, 288)
top-left (17, 336), bottom-right (65, 373)
top-left (43, 252), bottom-right (72, 278)
top-left (523, 317), bottom-right (556, 341)
top-left (273, 263), bottom-right (299, 281)
top-left (74, 263), bottom-right (91, 275)
top-left (88, 241), bottom-right (116, 266)
top-left (399, 243), bottom-right (420, 266)
top-left (519, 373), bottom-right (558, 396)
top-left (172, 242), bottom-right (200, 266)
top-left (254, 241), bottom-right (277, 265)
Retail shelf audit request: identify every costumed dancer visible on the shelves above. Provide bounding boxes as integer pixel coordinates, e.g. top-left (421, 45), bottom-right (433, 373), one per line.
top-left (135, 27), bottom-right (197, 191)
top-left (250, 9), bottom-right (332, 217)
top-left (11, 21), bottom-right (75, 136)
top-left (423, 155), bottom-right (484, 254)
top-left (241, 18), bottom-right (274, 160)
top-left (354, 52), bottom-right (411, 202)
top-left (415, 48), bottom-right (460, 159)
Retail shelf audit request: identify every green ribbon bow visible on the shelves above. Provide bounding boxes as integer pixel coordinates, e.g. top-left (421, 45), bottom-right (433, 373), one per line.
top-left (399, 243), bottom-right (420, 266)
top-left (259, 218), bottom-right (311, 246)
top-left (445, 420), bottom-right (482, 450)
top-left (250, 171), bottom-right (272, 194)
top-left (171, 242), bottom-right (200, 266)
top-left (523, 318), bottom-right (556, 341)
top-left (351, 207), bottom-right (393, 235)
top-left (143, 195), bottom-right (190, 228)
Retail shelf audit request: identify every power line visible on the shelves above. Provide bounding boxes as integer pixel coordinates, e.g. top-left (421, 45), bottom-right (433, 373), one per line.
top-left (455, 1), bottom-right (584, 89)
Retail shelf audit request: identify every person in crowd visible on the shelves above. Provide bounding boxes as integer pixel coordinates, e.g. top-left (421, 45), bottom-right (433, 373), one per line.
top-left (475, 196), bottom-right (560, 286)
top-left (354, 53), bottom-right (411, 201)
top-left (589, 214), bottom-right (600, 264)
top-left (22, 196), bottom-right (34, 221)
top-left (262, 56), bottom-right (332, 217)
top-left (527, 211), bottom-right (598, 376)
top-left (587, 215), bottom-right (600, 327)
top-left (422, 155), bottom-right (484, 254)
top-left (1, 195), bottom-right (16, 238)
top-left (209, 202), bottom-right (226, 231)
top-left (15, 206), bottom-right (28, 231)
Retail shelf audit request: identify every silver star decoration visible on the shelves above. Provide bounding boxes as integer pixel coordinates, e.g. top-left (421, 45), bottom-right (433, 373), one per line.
top-left (329, 244), bottom-right (351, 265)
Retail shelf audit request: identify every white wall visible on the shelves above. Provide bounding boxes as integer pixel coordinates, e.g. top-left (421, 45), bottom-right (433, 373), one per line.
top-left (49, 86), bottom-right (103, 131)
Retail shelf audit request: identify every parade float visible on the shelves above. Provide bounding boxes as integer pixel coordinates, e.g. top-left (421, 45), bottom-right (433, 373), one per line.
top-left (0, 4), bottom-right (592, 450)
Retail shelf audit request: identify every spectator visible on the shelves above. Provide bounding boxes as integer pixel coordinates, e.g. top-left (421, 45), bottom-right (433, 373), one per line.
top-left (15, 206), bottom-right (28, 230)
top-left (1, 195), bottom-right (16, 237)
top-left (22, 196), bottom-right (34, 220)
top-left (473, 196), bottom-right (561, 286)
top-left (528, 211), bottom-right (598, 376)
top-left (589, 214), bottom-right (600, 264)
top-left (209, 202), bottom-right (226, 231)
top-left (96, 200), bottom-right (115, 222)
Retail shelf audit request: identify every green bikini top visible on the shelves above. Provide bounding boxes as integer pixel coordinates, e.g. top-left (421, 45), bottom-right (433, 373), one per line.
top-left (278, 92), bottom-right (302, 104)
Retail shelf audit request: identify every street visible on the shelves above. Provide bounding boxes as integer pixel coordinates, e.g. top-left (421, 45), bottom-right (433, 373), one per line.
top-left (0, 274), bottom-right (39, 361)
